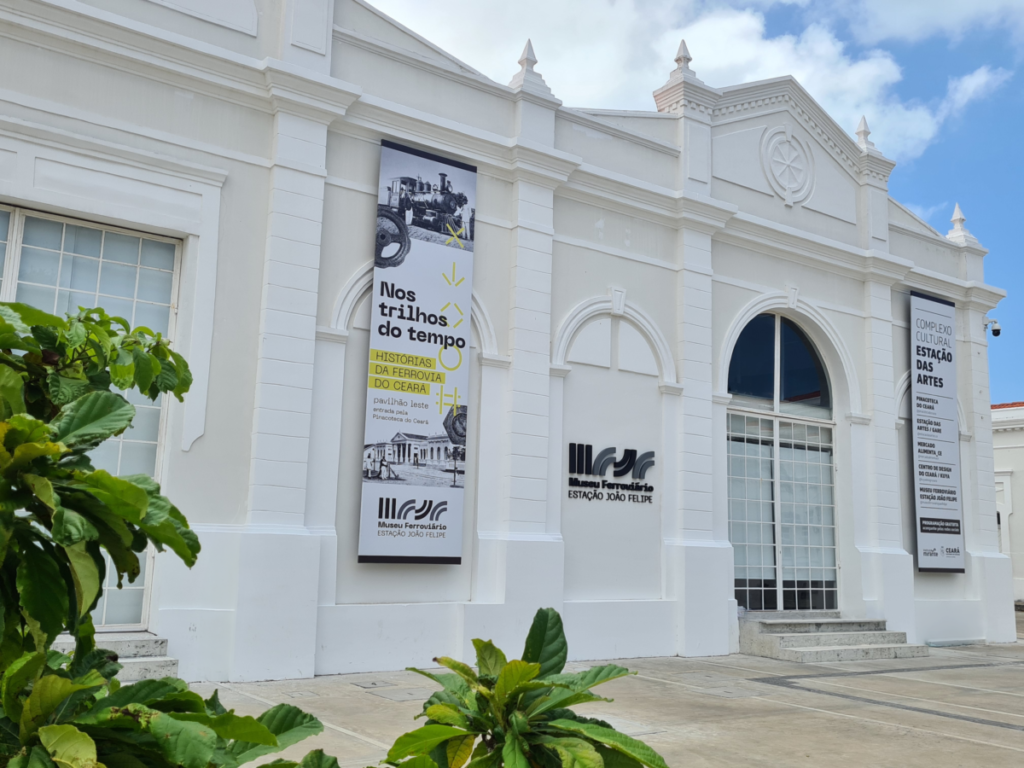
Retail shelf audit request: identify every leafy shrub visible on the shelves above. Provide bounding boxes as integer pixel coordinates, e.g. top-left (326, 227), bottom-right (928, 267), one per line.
top-left (0, 304), bottom-right (333, 768)
top-left (383, 608), bottom-right (668, 768)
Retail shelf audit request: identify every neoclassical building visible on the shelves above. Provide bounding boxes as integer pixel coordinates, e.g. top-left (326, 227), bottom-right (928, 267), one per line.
top-left (0, 0), bottom-right (1012, 680)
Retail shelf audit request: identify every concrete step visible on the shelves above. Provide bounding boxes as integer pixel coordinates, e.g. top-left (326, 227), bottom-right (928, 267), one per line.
top-left (53, 632), bottom-right (168, 659)
top-left (117, 656), bottom-right (179, 682)
top-left (776, 643), bottom-right (931, 663)
top-left (746, 611), bottom-right (842, 620)
top-left (774, 630), bottom-right (908, 649)
top-left (756, 619), bottom-right (888, 634)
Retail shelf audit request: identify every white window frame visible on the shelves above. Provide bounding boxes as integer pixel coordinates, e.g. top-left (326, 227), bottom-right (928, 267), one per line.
top-left (727, 312), bottom-right (841, 611)
top-left (0, 203), bottom-right (182, 631)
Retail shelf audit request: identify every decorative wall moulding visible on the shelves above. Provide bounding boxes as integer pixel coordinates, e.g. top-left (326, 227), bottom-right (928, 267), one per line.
top-left (145, 0), bottom-right (257, 36)
top-left (761, 126), bottom-right (814, 208)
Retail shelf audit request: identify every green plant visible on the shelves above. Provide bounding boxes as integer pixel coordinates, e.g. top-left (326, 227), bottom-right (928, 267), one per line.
top-left (0, 303), bottom-right (334, 768)
top-left (383, 608), bottom-right (668, 768)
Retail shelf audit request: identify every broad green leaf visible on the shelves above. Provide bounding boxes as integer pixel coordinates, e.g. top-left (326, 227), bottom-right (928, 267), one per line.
top-left (145, 706), bottom-right (218, 768)
top-left (109, 348), bottom-right (135, 391)
top-left (51, 509), bottom-right (99, 547)
top-left (522, 609), bottom-right (567, 679)
top-left (0, 304), bottom-right (66, 334)
top-left (501, 738), bottom-right (529, 768)
top-left (67, 648), bottom-right (121, 682)
top-left (446, 735), bottom-right (475, 768)
top-left (434, 657), bottom-right (478, 684)
top-left (8, 414), bottom-right (50, 444)
top-left (408, 669), bottom-right (477, 711)
top-left (51, 391), bottom-right (135, 450)
top-left (533, 737), bottom-right (603, 768)
top-left (528, 690), bottom-right (610, 718)
top-left (495, 660), bottom-right (540, 706)
top-left (130, 347), bottom-right (156, 394)
top-left (2, 652), bottom-right (47, 722)
top-left (38, 725), bottom-right (97, 768)
top-left (23, 475), bottom-right (58, 511)
top-left (136, 491), bottom-right (199, 567)
top-left (170, 711), bottom-right (278, 745)
top-left (8, 745), bottom-right (57, 768)
top-left (20, 673), bottom-right (105, 740)
top-left (422, 704), bottom-right (469, 729)
top-left (86, 677), bottom-right (187, 714)
top-left (464, 751), bottom-right (499, 768)
top-left (297, 751), bottom-right (340, 768)
top-left (205, 690), bottom-right (228, 716)
top-left (63, 543), bottom-right (101, 618)
top-left (596, 746), bottom-right (644, 768)
top-left (46, 375), bottom-right (92, 408)
top-left (0, 367), bottom-right (26, 415)
top-left (386, 725), bottom-right (468, 763)
top-left (169, 351), bottom-right (192, 401)
top-left (17, 540), bottom-right (68, 643)
top-left (544, 665), bottom-right (632, 692)
top-left (72, 471), bottom-right (148, 525)
top-left (543, 720), bottom-right (669, 768)
top-left (228, 703), bottom-right (322, 765)
top-left (471, 639), bottom-right (507, 678)
top-left (11, 441), bottom-right (65, 469)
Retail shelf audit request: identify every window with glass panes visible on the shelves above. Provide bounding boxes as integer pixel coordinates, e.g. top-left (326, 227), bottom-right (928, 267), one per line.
top-left (726, 313), bottom-right (837, 611)
top-left (0, 207), bottom-right (179, 627)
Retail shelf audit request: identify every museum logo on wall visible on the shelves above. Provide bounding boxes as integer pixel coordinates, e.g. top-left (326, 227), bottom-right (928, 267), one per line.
top-left (567, 442), bottom-right (655, 503)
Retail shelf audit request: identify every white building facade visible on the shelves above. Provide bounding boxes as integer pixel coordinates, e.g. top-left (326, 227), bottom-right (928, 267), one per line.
top-left (0, 0), bottom-right (1013, 681)
top-left (992, 403), bottom-right (1024, 601)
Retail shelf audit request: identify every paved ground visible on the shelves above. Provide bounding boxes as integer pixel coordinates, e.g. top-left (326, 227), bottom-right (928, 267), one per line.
top-left (195, 614), bottom-right (1024, 767)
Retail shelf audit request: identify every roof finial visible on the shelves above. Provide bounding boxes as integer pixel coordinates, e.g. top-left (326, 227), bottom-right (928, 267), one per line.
top-left (856, 116), bottom-right (875, 149)
top-left (509, 38), bottom-right (554, 98)
top-left (675, 39), bottom-right (692, 72)
top-left (951, 202), bottom-right (966, 228)
top-left (519, 39), bottom-right (538, 72)
top-left (946, 202), bottom-right (978, 246)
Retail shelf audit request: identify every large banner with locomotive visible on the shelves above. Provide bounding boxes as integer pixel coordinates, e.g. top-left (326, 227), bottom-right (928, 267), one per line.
top-left (357, 141), bottom-right (476, 564)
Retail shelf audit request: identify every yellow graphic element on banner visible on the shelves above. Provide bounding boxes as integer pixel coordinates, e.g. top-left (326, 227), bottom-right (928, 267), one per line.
top-left (436, 385), bottom-right (461, 414)
top-left (440, 302), bottom-right (465, 329)
top-left (438, 346), bottom-right (463, 372)
top-left (445, 221), bottom-right (466, 248)
top-left (369, 349), bottom-right (436, 370)
top-left (368, 376), bottom-right (431, 396)
top-left (442, 263), bottom-right (465, 287)
top-left (369, 363), bottom-right (446, 383)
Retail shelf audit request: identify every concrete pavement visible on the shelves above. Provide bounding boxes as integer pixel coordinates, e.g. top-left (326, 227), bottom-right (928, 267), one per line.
top-left (192, 614), bottom-right (1024, 767)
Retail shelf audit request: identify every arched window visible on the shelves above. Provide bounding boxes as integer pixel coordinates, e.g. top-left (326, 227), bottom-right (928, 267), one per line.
top-left (726, 314), bottom-right (836, 612)
top-left (728, 314), bottom-right (831, 418)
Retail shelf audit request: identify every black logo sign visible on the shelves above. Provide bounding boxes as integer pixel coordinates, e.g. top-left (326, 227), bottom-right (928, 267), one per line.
top-left (378, 497), bottom-right (448, 521)
top-left (568, 443), bottom-right (655, 479)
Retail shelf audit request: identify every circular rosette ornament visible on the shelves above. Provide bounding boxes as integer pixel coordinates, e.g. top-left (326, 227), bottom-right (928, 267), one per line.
top-left (443, 404), bottom-right (468, 446)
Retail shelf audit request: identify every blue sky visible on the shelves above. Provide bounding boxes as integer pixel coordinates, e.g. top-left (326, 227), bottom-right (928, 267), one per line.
top-left (371, 0), bottom-right (1022, 402)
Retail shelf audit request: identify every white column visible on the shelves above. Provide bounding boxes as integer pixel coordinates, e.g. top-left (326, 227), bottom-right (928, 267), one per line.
top-left (674, 226), bottom-right (732, 656)
top-left (858, 280), bottom-right (915, 635)
top-left (232, 110), bottom-right (331, 681)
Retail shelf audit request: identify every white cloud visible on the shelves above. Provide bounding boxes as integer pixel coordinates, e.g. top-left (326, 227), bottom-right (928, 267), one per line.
top-left (834, 0), bottom-right (1024, 44)
top-left (905, 200), bottom-right (949, 226)
top-left (365, 0), bottom-right (1012, 161)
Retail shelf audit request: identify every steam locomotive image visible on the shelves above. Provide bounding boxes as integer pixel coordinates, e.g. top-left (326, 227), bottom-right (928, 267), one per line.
top-left (376, 171), bottom-right (475, 268)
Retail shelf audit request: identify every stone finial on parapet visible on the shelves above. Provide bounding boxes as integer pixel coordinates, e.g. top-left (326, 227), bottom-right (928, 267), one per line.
top-left (856, 116), bottom-right (876, 150)
top-left (508, 39), bottom-right (554, 97)
top-left (947, 203), bottom-right (979, 246)
top-left (653, 38), bottom-right (717, 114)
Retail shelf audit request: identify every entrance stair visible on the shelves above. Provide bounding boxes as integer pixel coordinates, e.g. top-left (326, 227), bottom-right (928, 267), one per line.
top-left (740, 611), bottom-right (930, 662)
top-left (53, 632), bottom-right (178, 681)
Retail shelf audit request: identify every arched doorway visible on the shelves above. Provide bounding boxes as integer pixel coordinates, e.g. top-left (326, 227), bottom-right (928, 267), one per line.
top-left (727, 313), bottom-right (836, 611)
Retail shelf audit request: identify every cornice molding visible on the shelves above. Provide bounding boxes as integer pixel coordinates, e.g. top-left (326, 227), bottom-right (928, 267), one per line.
top-left (557, 108), bottom-right (680, 158)
top-left (3, 0), bottom-right (361, 121)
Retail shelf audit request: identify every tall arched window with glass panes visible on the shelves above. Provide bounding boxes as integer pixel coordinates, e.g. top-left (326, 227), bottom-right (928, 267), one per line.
top-left (726, 313), bottom-right (836, 611)
top-left (0, 206), bottom-right (179, 628)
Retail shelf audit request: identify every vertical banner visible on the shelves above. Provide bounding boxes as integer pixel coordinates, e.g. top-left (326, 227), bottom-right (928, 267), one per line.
top-left (357, 141), bottom-right (476, 564)
top-left (910, 292), bottom-right (965, 573)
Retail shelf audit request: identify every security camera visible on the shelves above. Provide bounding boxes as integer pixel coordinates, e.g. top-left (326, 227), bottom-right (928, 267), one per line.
top-left (985, 317), bottom-right (1001, 337)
